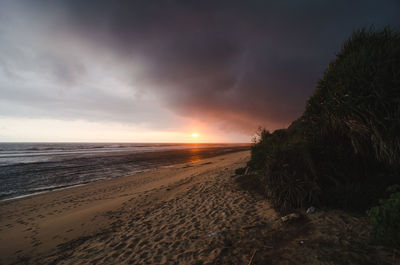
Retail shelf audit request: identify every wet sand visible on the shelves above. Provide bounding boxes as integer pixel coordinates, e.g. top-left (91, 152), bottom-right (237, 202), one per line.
top-left (0, 151), bottom-right (278, 264)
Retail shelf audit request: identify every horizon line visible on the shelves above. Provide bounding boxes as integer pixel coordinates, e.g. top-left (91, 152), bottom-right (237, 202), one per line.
top-left (0, 141), bottom-right (251, 144)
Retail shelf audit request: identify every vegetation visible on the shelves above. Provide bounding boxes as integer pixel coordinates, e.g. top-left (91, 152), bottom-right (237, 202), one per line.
top-left (367, 185), bottom-right (400, 247)
top-left (247, 27), bottom-right (400, 213)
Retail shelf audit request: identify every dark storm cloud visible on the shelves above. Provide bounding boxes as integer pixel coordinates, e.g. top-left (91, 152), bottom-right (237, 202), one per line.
top-left (5, 0), bottom-right (400, 132)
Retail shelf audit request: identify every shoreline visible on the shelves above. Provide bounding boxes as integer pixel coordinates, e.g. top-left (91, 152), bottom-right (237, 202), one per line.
top-left (1, 182), bottom-right (90, 202)
top-left (0, 145), bottom-right (249, 201)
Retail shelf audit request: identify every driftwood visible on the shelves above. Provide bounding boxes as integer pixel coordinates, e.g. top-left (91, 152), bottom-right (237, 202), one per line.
top-left (248, 249), bottom-right (257, 265)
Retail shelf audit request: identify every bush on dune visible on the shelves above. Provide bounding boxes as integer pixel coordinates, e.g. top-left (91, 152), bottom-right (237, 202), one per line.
top-left (306, 27), bottom-right (400, 167)
top-left (247, 27), bottom-right (400, 213)
top-left (367, 185), bottom-right (400, 247)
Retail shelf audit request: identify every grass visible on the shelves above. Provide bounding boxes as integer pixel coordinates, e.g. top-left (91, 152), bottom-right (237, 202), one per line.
top-left (246, 27), bottom-right (400, 214)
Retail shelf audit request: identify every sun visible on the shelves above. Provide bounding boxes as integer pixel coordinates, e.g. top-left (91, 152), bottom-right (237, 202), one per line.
top-left (191, 133), bottom-right (199, 138)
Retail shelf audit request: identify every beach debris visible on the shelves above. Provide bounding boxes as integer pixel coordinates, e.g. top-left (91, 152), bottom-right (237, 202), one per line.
top-left (306, 206), bottom-right (316, 214)
top-left (281, 213), bottom-right (300, 222)
top-left (208, 231), bottom-right (219, 237)
top-left (248, 249), bottom-right (257, 265)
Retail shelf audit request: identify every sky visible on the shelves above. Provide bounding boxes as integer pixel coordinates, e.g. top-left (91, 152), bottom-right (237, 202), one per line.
top-left (0, 0), bottom-right (399, 142)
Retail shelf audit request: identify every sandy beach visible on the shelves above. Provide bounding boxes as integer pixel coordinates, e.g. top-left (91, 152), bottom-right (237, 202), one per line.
top-left (1, 150), bottom-right (393, 265)
top-left (0, 150), bottom-right (278, 264)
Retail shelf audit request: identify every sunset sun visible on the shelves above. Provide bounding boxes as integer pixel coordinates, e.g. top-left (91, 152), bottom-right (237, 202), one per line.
top-left (191, 133), bottom-right (199, 138)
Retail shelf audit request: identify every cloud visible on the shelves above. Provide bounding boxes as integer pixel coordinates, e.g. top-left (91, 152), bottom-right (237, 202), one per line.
top-left (1, 0), bottom-right (400, 136)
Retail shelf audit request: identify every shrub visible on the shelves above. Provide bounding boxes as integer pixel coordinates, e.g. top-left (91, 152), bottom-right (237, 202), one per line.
top-left (247, 128), bottom-right (273, 170)
top-left (247, 27), bottom-right (400, 212)
top-left (367, 185), bottom-right (400, 247)
top-left (262, 140), bottom-right (320, 212)
top-left (305, 27), bottom-right (400, 167)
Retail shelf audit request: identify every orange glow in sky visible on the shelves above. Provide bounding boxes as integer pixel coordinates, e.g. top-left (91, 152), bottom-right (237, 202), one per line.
top-left (0, 118), bottom-right (250, 143)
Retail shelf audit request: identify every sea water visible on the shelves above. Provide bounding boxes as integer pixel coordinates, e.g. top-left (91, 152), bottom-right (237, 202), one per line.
top-left (0, 143), bottom-right (248, 200)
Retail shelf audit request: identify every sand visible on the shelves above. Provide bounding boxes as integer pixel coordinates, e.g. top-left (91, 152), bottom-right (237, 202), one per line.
top-left (2, 149), bottom-right (393, 265)
top-left (0, 151), bottom-right (280, 264)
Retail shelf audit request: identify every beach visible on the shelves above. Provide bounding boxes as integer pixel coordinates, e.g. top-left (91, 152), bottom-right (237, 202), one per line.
top-left (1, 149), bottom-right (390, 265)
top-left (0, 150), bottom-right (279, 264)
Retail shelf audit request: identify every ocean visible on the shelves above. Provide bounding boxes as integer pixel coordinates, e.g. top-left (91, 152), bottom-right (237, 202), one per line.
top-left (0, 143), bottom-right (249, 201)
